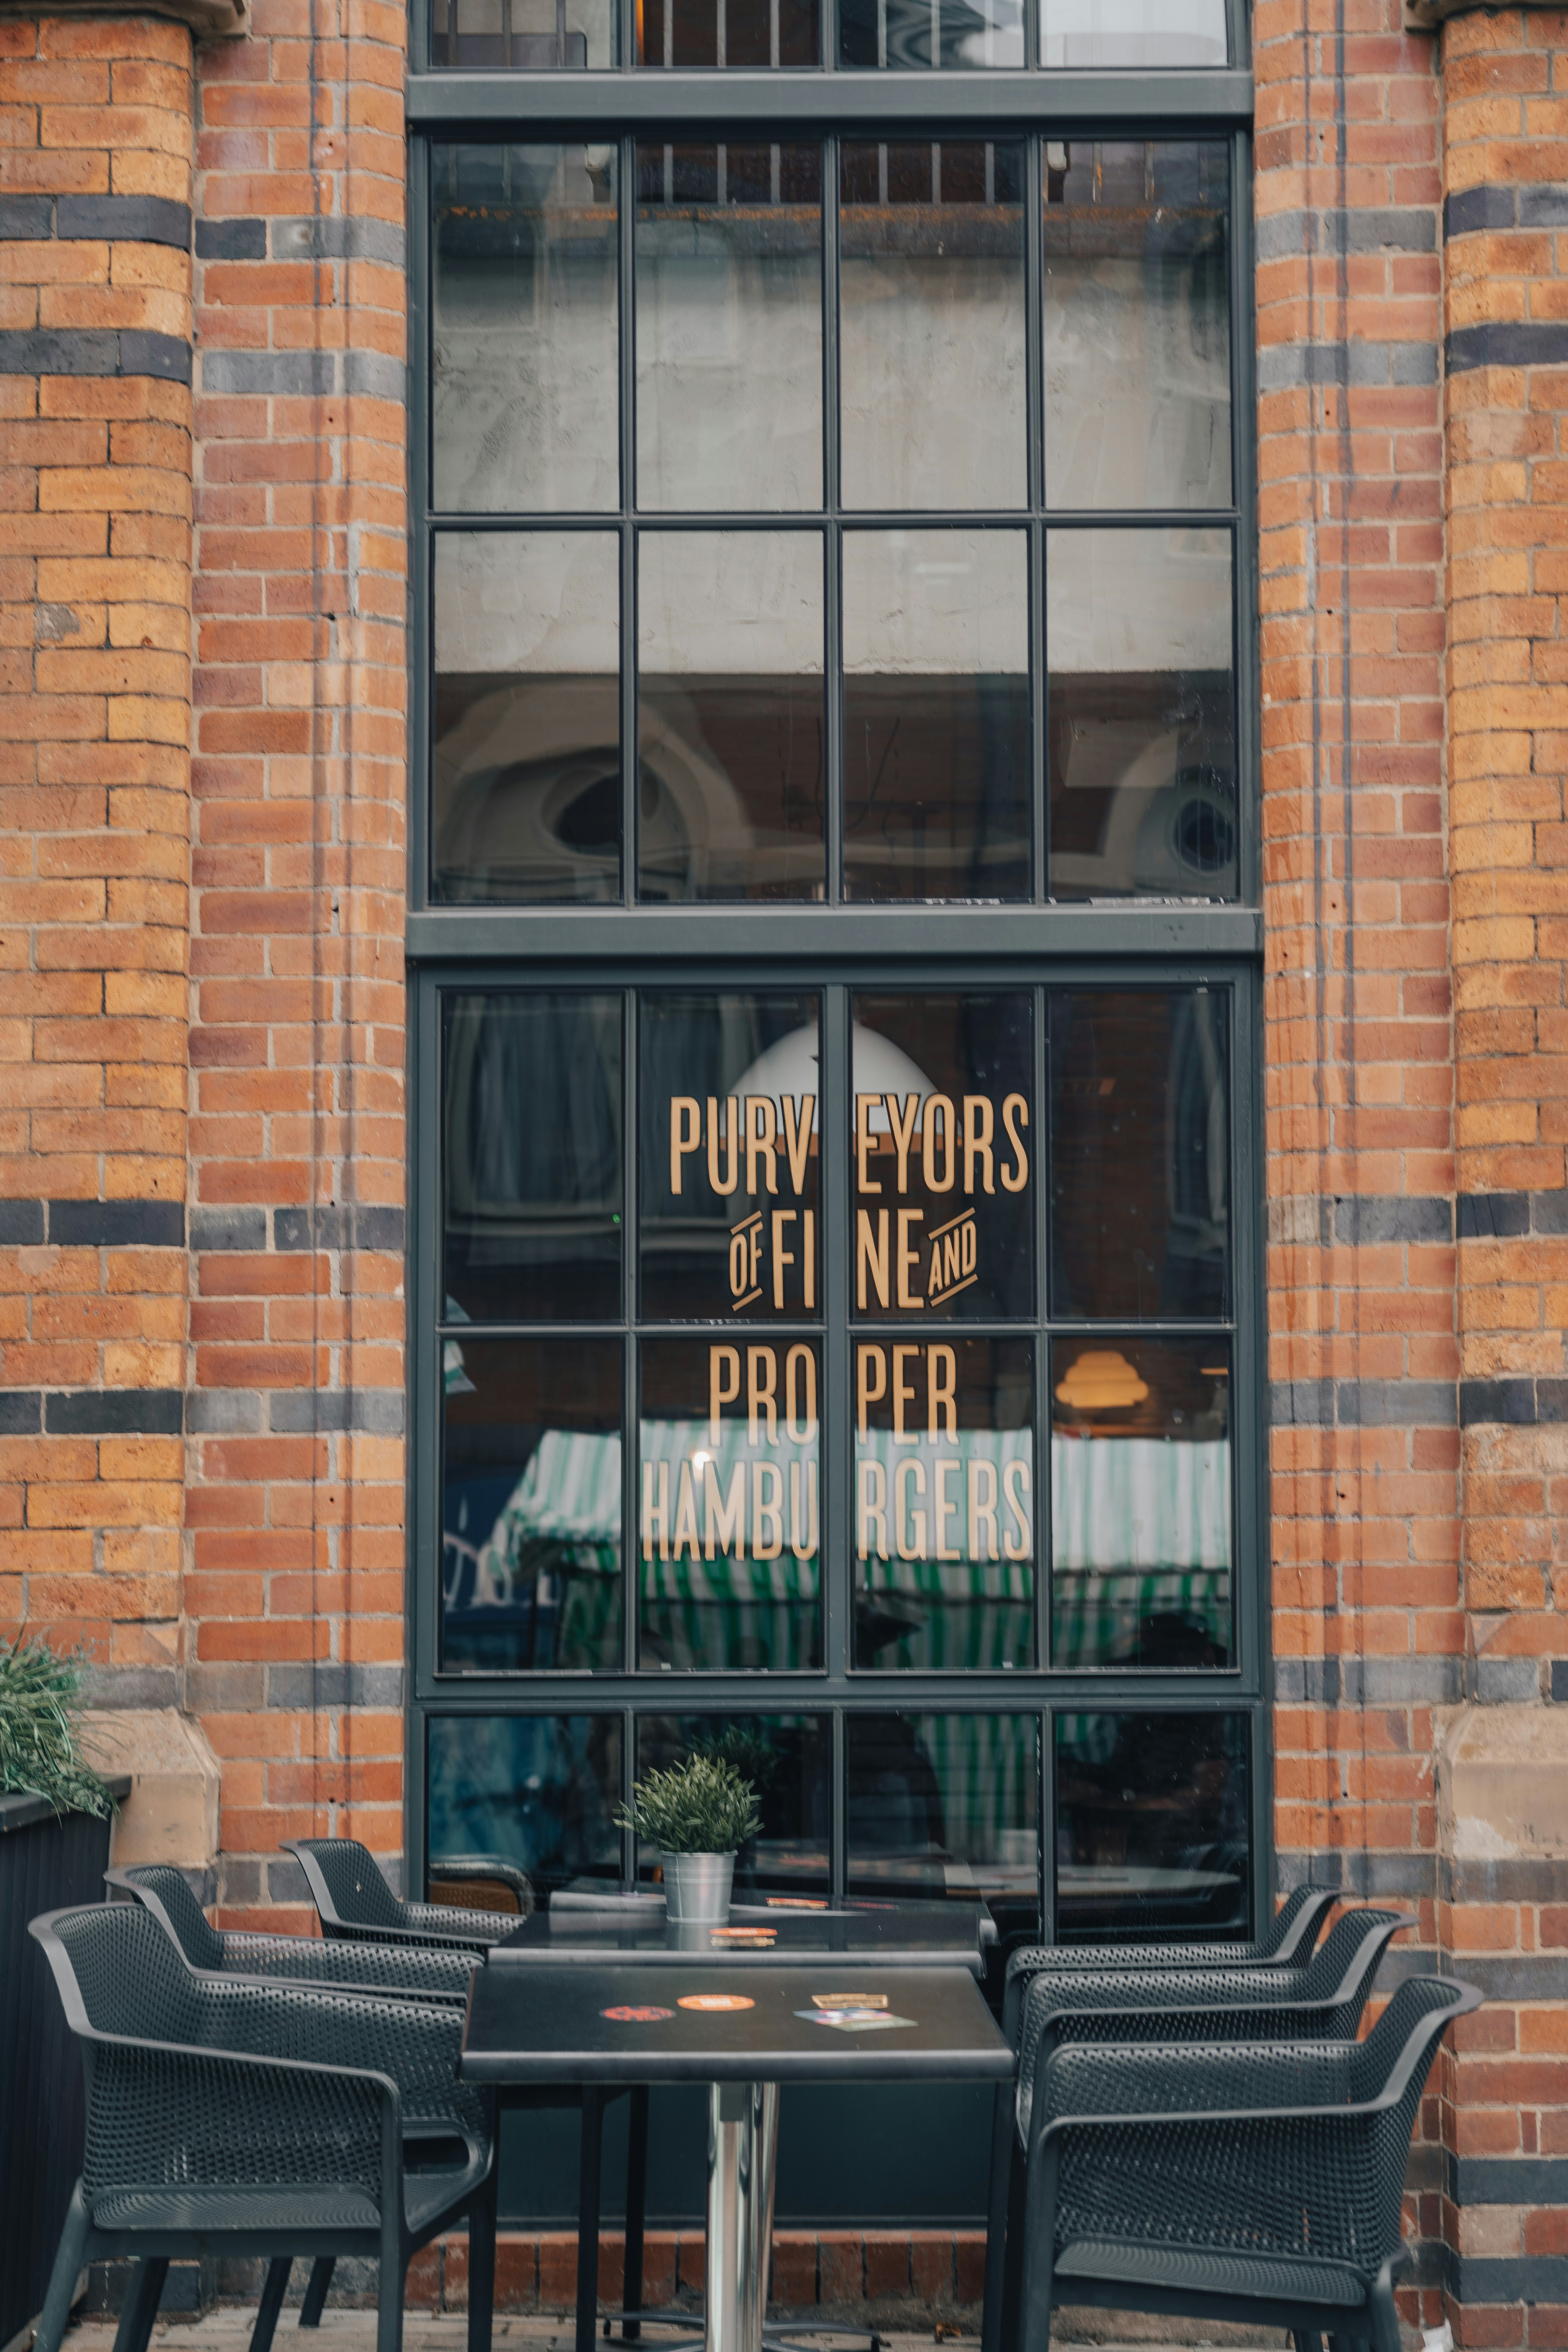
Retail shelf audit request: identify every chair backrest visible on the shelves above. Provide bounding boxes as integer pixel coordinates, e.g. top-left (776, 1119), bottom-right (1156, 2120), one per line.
top-left (1297, 1906), bottom-right (1411, 2018)
top-left (34, 1900), bottom-right (208, 2046)
top-left (286, 1837), bottom-right (406, 1935)
top-left (107, 1863), bottom-right (227, 1972)
top-left (1351, 1975), bottom-right (1482, 2256)
top-left (1258, 1882), bottom-right (1337, 1965)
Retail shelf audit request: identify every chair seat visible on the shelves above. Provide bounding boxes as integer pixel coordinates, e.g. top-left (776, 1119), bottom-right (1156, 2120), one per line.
top-left (1055, 2237), bottom-right (1369, 2310)
top-left (93, 2185), bottom-right (380, 2234)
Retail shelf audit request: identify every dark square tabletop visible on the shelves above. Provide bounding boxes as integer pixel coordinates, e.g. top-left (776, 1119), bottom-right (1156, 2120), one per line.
top-left (489, 1898), bottom-right (991, 1976)
top-left (460, 1962), bottom-right (1014, 2085)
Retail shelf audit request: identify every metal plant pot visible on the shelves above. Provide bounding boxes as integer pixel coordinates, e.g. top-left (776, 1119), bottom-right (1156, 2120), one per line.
top-left (662, 1850), bottom-right (735, 1925)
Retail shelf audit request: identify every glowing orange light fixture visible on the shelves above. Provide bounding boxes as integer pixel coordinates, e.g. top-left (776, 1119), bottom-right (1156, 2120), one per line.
top-left (1054, 1348), bottom-right (1149, 1412)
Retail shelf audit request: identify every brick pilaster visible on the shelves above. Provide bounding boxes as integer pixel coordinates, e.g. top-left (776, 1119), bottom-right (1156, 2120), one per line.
top-left (1439, 11), bottom-right (1568, 2341)
top-left (0, 13), bottom-right (193, 1693)
top-left (186, 0), bottom-right (408, 1922)
top-left (1254, 0), bottom-right (1456, 2323)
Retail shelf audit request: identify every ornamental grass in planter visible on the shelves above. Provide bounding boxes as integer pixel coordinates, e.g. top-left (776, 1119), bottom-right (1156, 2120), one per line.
top-left (0, 1636), bottom-right (112, 1818)
top-left (616, 1755), bottom-right (762, 1924)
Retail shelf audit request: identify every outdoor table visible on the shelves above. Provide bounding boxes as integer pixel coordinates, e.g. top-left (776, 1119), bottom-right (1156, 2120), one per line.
top-left (460, 1960), bottom-right (1012, 2352)
top-left (488, 1895), bottom-right (995, 1975)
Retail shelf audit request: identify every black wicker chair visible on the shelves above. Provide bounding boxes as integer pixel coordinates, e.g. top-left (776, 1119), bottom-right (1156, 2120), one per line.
top-left (984, 1904), bottom-right (1412, 2352)
top-left (108, 1865), bottom-right (475, 2004)
top-left (1003, 1884), bottom-right (1337, 2037)
top-left (286, 1837), bottom-right (651, 2352)
top-left (109, 1863), bottom-right (479, 2331)
top-left (29, 1901), bottom-right (497, 2352)
top-left (1013, 1972), bottom-right (1481, 2352)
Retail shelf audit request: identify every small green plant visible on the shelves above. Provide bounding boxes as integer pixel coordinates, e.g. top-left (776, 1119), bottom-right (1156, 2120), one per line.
top-left (615, 1753), bottom-right (761, 1856)
top-left (0, 1635), bottom-right (113, 1819)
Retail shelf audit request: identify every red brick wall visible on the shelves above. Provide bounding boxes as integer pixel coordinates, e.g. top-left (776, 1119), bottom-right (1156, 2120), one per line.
top-left (0, 13), bottom-right (193, 1687)
top-left (184, 0), bottom-right (408, 1922)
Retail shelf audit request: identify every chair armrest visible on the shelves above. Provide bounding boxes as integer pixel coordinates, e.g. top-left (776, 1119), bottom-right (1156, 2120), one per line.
top-left (1026, 2034), bottom-right (1363, 2148)
top-left (80, 2031), bottom-right (399, 2211)
top-left (191, 1972), bottom-right (488, 2141)
top-left (221, 1931), bottom-right (474, 2004)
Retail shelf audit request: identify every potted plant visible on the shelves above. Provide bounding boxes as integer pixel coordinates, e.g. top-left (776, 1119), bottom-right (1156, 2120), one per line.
top-left (0, 1639), bottom-right (119, 2352)
top-left (616, 1753), bottom-right (762, 1925)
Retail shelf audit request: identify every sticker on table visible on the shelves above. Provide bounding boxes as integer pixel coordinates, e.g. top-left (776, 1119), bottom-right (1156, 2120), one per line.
top-left (678, 1993), bottom-right (756, 2011)
top-left (603, 2005), bottom-right (675, 2022)
top-left (796, 2008), bottom-right (916, 2033)
top-left (711, 1927), bottom-right (776, 1945)
top-left (765, 1896), bottom-right (828, 1909)
top-left (812, 1993), bottom-right (887, 2009)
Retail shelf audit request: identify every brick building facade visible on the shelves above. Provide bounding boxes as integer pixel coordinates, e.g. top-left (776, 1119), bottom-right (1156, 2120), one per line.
top-left (6, 0), bottom-right (1568, 2335)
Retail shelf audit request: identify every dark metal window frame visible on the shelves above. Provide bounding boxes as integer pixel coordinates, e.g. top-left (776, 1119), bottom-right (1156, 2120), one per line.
top-left (404, 49), bottom-right (1264, 1936)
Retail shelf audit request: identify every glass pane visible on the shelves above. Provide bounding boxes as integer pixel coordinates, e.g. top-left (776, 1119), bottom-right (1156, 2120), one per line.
top-left (639, 1337), bottom-right (822, 1670)
top-left (639, 0), bottom-right (818, 67)
top-left (1054, 1711), bottom-right (1249, 1942)
top-left (842, 530), bottom-right (1030, 903)
top-left (855, 1338), bottom-right (1035, 1669)
top-left (1044, 142), bottom-right (1231, 510)
top-left (637, 532), bottom-right (825, 900)
top-left (1049, 989), bottom-right (1230, 1321)
top-left (432, 0), bottom-right (614, 64)
top-left (635, 143), bottom-right (823, 511)
top-left (433, 532), bottom-right (619, 905)
top-left (1041, 0), bottom-right (1225, 65)
top-left (840, 0), bottom-right (1021, 67)
top-left (851, 994), bottom-right (1034, 1321)
top-left (839, 144), bottom-right (1026, 512)
top-left (641, 993), bottom-right (821, 1321)
top-left (444, 993), bottom-right (622, 1321)
top-left (428, 1716), bottom-right (623, 1904)
top-left (433, 145), bottom-right (618, 513)
top-left (1050, 1338), bottom-right (1230, 1670)
top-left (635, 1716), bottom-right (830, 1894)
top-left (443, 1338), bottom-right (622, 1671)
top-left (1047, 526), bottom-right (1235, 899)
top-left (847, 1714), bottom-right (1038, 1910)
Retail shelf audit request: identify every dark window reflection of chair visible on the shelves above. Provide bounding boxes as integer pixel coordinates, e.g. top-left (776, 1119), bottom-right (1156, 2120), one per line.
top-left (847, 1719), bottom-right (947, 1895)
top-left (1058, 1711), bottom-right (1247, 1939)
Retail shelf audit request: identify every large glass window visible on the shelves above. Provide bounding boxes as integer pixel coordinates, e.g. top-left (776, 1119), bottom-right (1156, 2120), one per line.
top-left (414, 64), bottom-right (1257, 1944)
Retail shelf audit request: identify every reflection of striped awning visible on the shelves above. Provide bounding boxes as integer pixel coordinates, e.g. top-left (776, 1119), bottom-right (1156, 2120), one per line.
top-left (1051, 1435), bottom-right (1230, 1571)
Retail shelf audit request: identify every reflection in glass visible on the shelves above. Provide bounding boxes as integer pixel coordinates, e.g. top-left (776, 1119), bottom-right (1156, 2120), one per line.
top-left (433, 532), bottom-right (619, 904)
top-left (840, 145), bottom-right (1026, 512)
top-left (641, 994), bottom-right (821, 1321)
top-left (855, 1339), bottom-right (1034, 1669)
top-left (636, 1717), bottom-right (830, 1894)
top-left (1049, 989), bottom-right (1229, 1322)
top-left (847, 1714), bottom-right (1038, 1912)
top-left (637, 532), bottom-right (825, 900)
top-left (432, 0), bottom-right (613, 64)
top-left (427, 1716), bottom-right (623, 1905)
top-left (843, 531), bottom-right (1029, 902)
top-left (1040, 0), bottom-right (1225, 65)
top-left (444, 993), bottom-right (622, 1321)
top-left (639, 1338), bottom-right (822, 1670)
top-left (1054, 1711), bottom-right (1248, 1942)
top-left (639, 0), bottom-right (818, 67)
top-left (1051, 1339), bottom-right (1230, 1670)
top-left (635, 144), bottom-right (822, 512)
top-left (839, 0), bottom-right (1020, 63)
top-left (851, 995), bottom-right (1033, 1321)
top-left (1047, 526), bottom-right (1235, 898)
top-left (443, 1339), bottom-right (622, 1672)
top-left (1044, 143), bottom-right (1231, 510)
top-left (433, 145), bottom-right (618, 513)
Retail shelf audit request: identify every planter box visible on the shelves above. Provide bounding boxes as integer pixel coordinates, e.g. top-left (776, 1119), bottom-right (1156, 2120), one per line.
top-left (0, 1782), bottom-right (128, 2352)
